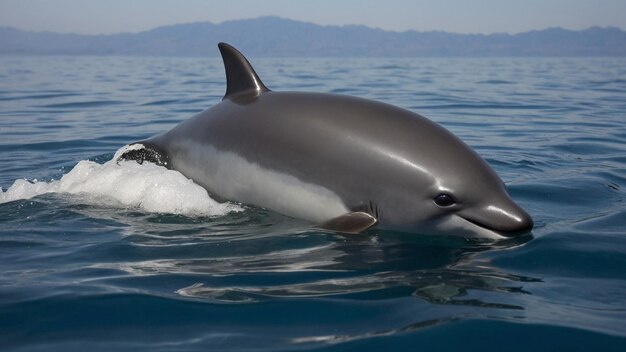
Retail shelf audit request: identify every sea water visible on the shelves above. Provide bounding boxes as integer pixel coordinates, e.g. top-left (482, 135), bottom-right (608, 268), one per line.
top-left (0, 55), bottom-right (625, 351)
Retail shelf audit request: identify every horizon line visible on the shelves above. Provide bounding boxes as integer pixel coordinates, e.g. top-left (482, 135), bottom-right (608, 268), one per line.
top-left (2, 15), bottom-right (624, 37)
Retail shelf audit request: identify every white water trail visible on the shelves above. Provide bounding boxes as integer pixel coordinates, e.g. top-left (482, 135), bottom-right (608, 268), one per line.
top-left (0, 144), bottom-right (242, 217)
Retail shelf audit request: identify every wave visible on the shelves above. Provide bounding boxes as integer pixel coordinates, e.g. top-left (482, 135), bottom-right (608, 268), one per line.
top-left (0, 144), bottom-right (242, 217)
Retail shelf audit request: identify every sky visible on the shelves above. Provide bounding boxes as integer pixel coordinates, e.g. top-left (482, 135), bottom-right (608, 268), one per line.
top-left (1, 0), bottom-right (625, 35)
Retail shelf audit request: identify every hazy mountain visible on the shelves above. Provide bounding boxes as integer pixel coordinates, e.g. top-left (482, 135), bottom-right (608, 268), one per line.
top-left (1, 16), bottom-right (625, 57)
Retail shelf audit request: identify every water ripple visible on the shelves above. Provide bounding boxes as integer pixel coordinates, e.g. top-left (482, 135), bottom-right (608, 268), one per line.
top-left (1, 56), bottom-right (625, 350)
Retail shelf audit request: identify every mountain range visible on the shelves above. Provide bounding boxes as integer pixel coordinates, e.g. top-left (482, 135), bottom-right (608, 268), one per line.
top-left (1, 16), bottom-right (625, 57)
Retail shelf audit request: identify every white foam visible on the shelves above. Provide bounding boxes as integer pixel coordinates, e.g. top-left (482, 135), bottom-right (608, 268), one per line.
top-left (0, 144), bottom-right (243, 217)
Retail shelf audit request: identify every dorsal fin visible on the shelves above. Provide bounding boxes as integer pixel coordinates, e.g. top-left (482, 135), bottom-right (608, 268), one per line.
top-left (218, 42), bottom-right (269, 100)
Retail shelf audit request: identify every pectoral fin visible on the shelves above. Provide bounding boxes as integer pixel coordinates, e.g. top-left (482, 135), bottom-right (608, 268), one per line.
top-left (317, 212), bottom-right (378, 234)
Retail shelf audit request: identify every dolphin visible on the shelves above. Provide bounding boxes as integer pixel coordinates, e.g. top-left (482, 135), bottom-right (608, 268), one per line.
top-left (120, 42), bottom-right (533, 239)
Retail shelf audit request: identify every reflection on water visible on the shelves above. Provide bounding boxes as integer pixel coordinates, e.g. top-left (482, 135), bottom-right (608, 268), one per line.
top-left (292, 316), bottom-right (460, 344)
top-left (89, 208), bottom-right (537, 312)
top-left (85, 216), bottom-right (541, 345)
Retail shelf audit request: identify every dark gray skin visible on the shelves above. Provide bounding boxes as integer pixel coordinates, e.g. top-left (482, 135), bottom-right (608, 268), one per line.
top-left (121, 43), bottom-right (533, 239)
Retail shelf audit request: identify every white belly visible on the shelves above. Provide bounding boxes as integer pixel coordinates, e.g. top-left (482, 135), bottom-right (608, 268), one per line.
top-left (168, 140), bottom-right (349, 223)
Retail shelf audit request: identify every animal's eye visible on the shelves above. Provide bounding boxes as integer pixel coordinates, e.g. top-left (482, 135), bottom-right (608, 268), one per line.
top-left (434, 193), bottom-right (456, 207)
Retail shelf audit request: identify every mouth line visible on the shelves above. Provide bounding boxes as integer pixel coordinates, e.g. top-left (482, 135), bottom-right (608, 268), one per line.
top-left (459, 215), bottom-right (529, 238)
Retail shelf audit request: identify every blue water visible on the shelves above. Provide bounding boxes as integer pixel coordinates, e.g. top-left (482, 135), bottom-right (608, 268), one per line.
top-left (1, 55), bottom-right (626, 351)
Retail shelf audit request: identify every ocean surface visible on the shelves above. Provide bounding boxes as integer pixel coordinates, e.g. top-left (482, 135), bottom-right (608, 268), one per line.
top-left (1, 55), bottom-right (625, 351)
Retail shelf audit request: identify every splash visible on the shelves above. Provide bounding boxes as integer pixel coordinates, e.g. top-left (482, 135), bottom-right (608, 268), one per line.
top-left (0, 144), bottom-right (242, 217)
